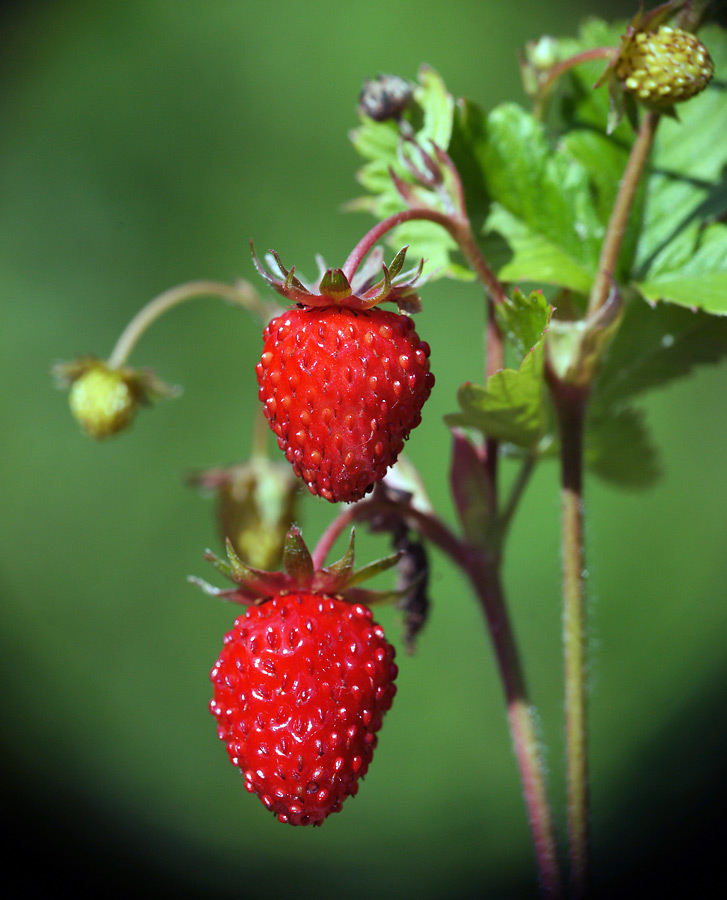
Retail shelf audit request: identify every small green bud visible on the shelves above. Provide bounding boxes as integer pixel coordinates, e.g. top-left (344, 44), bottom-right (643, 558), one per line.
top-left (68, 363), bottom-right (139, 438)
top-left (53, 356), bottom-right (177, 439)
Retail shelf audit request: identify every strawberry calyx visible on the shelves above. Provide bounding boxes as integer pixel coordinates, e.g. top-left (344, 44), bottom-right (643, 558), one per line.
top-left (251, 241), bottom-right (424, 312)
top-left (191, 524), bottom-right (405, 607)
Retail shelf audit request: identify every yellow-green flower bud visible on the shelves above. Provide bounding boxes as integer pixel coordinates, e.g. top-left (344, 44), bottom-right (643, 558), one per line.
top-left (68, 363), bottom-right (139, 439)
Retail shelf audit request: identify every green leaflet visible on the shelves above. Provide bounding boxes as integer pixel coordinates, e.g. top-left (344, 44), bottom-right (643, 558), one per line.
top-left (445, 345), bottom-right (547, 449)
top-left (446, 290), bottom-right (552, 449)
top-left (593, 297), bottom-right (727, 408)
top-left (585, 405), bottom-right (661, 490)
top-left (477, 103), bottom-right (604, 293)
top-left (495, 287), bottom-right (552, 364)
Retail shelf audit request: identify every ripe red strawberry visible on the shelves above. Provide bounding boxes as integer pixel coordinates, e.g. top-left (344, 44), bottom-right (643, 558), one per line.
top-left (196, 525), bottom-right (402, 826)
top-left (210, 592), bottom-right (397, 825)
top-left (252, 244), bottom-right (434, 503)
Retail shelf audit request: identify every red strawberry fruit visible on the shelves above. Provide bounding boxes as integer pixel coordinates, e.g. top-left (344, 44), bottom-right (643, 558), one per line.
top-left (253, 244), bottom-right (434, 503)
top-left (198, 526), bottom-right (400, 825)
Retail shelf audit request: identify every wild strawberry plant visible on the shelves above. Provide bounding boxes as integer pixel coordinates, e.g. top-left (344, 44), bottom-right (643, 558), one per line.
top-left (54, 1), bottom-right (727, 896)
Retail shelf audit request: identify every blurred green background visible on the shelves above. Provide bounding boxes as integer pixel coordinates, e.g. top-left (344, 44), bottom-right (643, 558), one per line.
top-left (2, 1), bottom-right (725, 897)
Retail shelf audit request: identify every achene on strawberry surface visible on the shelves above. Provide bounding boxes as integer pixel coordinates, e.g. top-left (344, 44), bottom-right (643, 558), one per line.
top-left (200, 526), bottom-right (401, 825)
top-left (210, 592), bottom-right (397, 825)
top-left (253, 243), bottom-right (435, 503)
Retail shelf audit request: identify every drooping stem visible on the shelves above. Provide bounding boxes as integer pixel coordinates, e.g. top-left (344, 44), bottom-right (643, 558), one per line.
top-left (311, 497), bottom-right (463, 574)
top-left (312, 498), bottom-right (563, 898)
top-left (342, 208), bottom-right (507, 307)
top-left (532, 47), bottom-right (616, 120)
top-left (587, 109), bottom-right (659, 317)
top-left (107, 279), bottom-right (267, 369)
top-left (549, 381), bottom-right (590, 899)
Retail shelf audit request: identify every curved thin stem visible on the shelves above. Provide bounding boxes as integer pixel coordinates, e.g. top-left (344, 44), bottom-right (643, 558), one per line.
top-left (311, 497), bottom-right (463, 573)
top-left (342, 208), bottom-right (507, 307)
top-left (107, 280), bottom-right (266, 369)
top-left (532, 47), bottom-right (616, 119)
top-left (498, 452), bottom-right (538, 545)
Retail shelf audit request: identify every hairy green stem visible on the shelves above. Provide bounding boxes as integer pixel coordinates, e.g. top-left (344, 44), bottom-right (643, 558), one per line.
top-left (107, 280), bottom-right (266, 369)
top-left (549, 382), bottom-right (590, 898)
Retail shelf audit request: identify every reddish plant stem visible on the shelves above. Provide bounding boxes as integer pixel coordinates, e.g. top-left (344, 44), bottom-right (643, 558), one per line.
top-left (342, 208), bottom-right (507, 308)
top-left (312, 500), bottom-right (563, 898)
top-left (587, 109), bottom-right (659, 316)
top-left (532, 47), bottom-right (616, 119)
top-left (467, 550), bottom-right (563, 900)
top-left (107, 280), bottom-right (265, 370)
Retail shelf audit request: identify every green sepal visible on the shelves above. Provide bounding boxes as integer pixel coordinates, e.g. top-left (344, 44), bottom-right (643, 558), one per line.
top-left (364, 262), bottom-right (393, 307)
top-left (319, 268), bottom-right (353, 302)
top-left (387, 245), bottom-right (408, 280)
top-left (192, 523), bottom-right (408, 609)
top-left (344, 584), bottom-right (409, 608)
top-left (312, 529), bottom-right (356, 594)
top-left (203, 539), bottom-right (292, 601)
top-left (346, 549), bottom-right (404, 588)
top-left (283, 525), bottom-right (315, 585)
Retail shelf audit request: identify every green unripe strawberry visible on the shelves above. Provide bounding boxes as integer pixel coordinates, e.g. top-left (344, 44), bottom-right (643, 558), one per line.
top-left (55, 356), bottom-right (178, 440)
top-left (68, 363), bottom-right (139, 439)
top-left (615, 25), bottom-right (713, 108)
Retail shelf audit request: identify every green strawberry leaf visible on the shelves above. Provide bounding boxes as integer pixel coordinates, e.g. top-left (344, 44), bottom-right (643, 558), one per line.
top-left (445, 341), bottom-right (547, 449)
top-left (513, 19), bottom-right (640, 282)
top-left (495, 287), bottom-right (553, 363)
top-left (476, 103), bottom-right (605, 293)
top-left (593, 297), bottom-right (727, 407)
top-left (585, 404), bottom-right (661, 490)
top-left (530, 19), bottom-right (727, 314)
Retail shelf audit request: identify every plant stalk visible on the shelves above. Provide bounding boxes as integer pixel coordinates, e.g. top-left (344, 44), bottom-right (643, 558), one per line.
top-left (341, 208), bottom-right (507, 307)
top-left (550, 382), bottom-right (590, 898)
top-left (312, 499), bottom-right (563, 898)
top-left (468, 551), bottom-right (563, 899)
top-left (107, 279), bottom-right (266, 369)
top-left (587, 109), bottom-right (659, 317)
